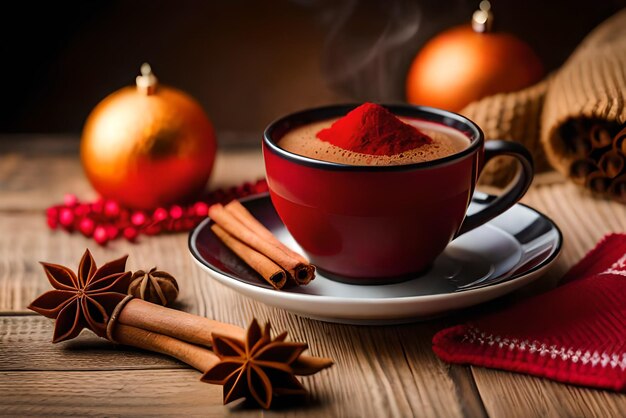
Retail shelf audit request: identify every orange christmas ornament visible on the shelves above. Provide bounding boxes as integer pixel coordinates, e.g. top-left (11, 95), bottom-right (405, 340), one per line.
top-left (406, 1), bottom-right (544, 112)
top-left (81, 64), bottom-right (217, 210)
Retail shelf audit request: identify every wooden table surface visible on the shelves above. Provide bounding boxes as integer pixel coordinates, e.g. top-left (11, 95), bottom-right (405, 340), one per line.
top-left (1, 137), bottom-right (626, 417)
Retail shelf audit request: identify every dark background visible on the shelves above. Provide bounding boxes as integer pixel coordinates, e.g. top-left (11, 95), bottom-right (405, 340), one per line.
top-left (1, 0), bottom-right (624, 142)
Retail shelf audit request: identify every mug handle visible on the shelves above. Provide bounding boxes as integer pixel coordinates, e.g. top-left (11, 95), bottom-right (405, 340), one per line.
top-left (456, 140), bottom-right (534, 236)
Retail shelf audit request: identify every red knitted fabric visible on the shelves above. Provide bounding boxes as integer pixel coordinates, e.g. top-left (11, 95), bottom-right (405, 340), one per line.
top-left (433, 234), bottom-right (626, 392)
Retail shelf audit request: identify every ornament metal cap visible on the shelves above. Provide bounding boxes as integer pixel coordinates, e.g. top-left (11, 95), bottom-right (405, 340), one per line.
top-left (136, 63), bottom-right (158, 95)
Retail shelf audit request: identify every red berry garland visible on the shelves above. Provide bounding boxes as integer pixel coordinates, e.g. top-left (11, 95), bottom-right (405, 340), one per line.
top-left (45, 179), bottom-right (269, 245)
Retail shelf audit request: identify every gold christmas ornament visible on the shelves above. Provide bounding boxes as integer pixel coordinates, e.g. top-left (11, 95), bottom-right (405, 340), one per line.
top-left (406, 1), bottom-right (544, 112)
top-left (81, 63), bottom-right (217, 210)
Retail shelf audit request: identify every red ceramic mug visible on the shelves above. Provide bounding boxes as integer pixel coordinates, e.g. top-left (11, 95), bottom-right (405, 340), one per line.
top-left (263, 104), bottom-right (533, 284)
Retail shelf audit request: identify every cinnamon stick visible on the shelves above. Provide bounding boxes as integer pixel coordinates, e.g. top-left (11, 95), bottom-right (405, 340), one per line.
top-left (609, 174), bottom-right (626, 203)
top-left (209, 203), bottom-right (315, 285)
top-left (116, 298), bottom-right (333, 374)
top-left (118, 299), bottom-right (243, 346)
top-left (613, 126), bottom-right (626, 154)
top-left (586, 171), bottom-right (612, 193)
top-left (113, 324), bottom-right (220, 372)
top-left (569, 133), bottom-right (592, 157)
top-left (211, 224), bottom-right (287, 289)
top-left (225, 200), bottom-right (315, 285)
top-left (569, 158), bottom-right (598, 185)
top-left (598, 150), bottom-right (625, 178)
top-left (225, 200), bottom-right (306, 262)
top-left (291, 355), bottom-right (335, 376)
top-left (590, 124), bottom-right (613, 149)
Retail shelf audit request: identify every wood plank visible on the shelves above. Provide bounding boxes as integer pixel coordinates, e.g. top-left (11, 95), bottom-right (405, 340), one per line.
top-left (0, 314), bottom-right (474, 417)
top-left (522, 181), bottom-right (626, 267)
top-left (187, 264), bottom-right (478, 418)
top-left (0, 367), bottom-right (391, 417)
top-left (4, 172), bottom-right (624, 314)
top-left (4, 181), bottom-right (623, 314)
top-left (0, 141), bottom-right (264, 313)
top-left (470, 178), bottom-right (626, 418)
top-left (0, 146), bottom-right (265, 211)
top-left (3, 139), bottom-right (625, 417)
top-left (0, 316), bottom-right (184, 371)
top-left (0, 369), bottom-right (229, 416)
top-left (448, 365), bottom-right (489, 417)
top-left (0, 212), bottom-right (211, 314)
top-left (0, 152), bottom-right (96, 211)
top-left (472, 368), bottom-right (626, 418)
top-left (0, 210), bottom-right (474, 414)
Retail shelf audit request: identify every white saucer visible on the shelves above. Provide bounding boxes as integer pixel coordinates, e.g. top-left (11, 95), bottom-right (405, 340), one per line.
top-left (189, 193), bottom-right (562, 324)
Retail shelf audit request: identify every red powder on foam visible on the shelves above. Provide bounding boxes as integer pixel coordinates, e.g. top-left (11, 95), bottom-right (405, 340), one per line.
top-left (315, 103), bottom-right (432, 156)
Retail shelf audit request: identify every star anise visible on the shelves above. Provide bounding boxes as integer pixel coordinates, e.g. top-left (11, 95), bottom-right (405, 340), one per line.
top-left (201, 319), bottom-right (310, 409)
top-left (28, 249), bottom-right (131, 343)
top-left (128, 267), bottom-right (179, 306)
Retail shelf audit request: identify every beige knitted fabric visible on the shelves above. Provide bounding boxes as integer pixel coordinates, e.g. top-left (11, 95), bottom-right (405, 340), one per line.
top-left (461, 80), bottom-right (550, 186)
top-left (542, 10), bottom-right (626, 201)
top-left (460, 9), bottom-right (626, 200)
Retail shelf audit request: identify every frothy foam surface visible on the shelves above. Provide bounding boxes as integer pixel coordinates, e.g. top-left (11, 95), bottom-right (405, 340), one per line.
top-left (278, 117), bottom-right (471, 166)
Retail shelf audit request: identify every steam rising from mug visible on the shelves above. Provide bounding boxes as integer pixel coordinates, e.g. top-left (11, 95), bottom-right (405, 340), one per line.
top-left (295, 0), bottom-right (421, 101)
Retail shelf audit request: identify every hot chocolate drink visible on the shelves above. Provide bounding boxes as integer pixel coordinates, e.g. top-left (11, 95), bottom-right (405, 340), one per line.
top-left (264, 104), bottom-right (534, 281)
top-left (278, 117), bottom-right (470, 166)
